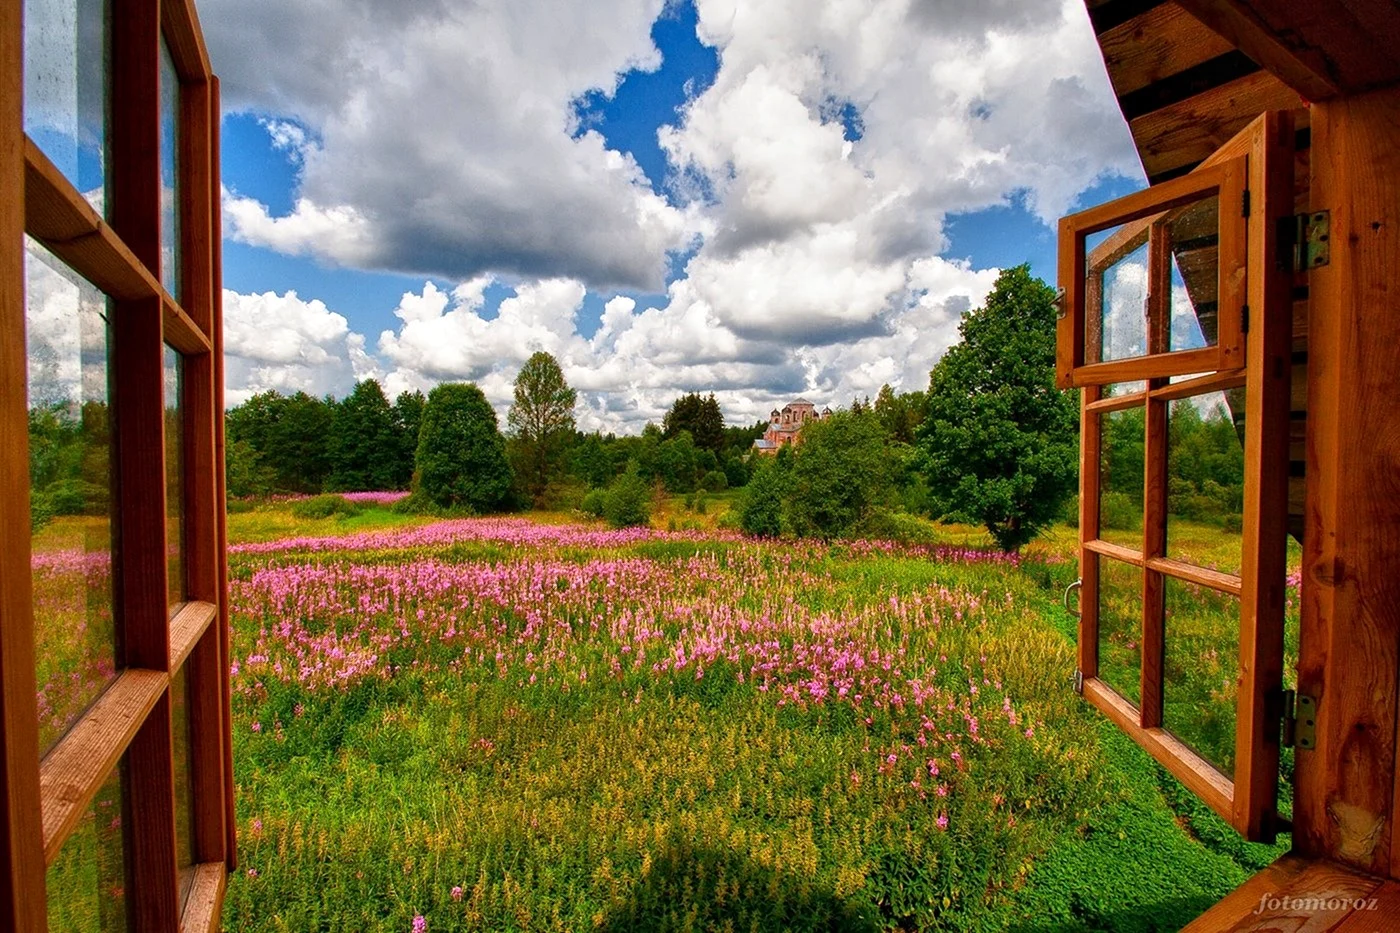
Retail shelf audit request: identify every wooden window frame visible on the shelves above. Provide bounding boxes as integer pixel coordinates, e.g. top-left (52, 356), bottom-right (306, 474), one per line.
top-left (0, 1), bottom-right (231, 931)
top-left (1063, 112), bottom-right (1295, 842)
top-left (1056, 156), bottom-right (1249, 389)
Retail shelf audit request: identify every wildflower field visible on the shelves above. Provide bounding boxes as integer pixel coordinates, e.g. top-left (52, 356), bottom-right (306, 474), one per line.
top-left (210, 500), bottom-right (1293, 932)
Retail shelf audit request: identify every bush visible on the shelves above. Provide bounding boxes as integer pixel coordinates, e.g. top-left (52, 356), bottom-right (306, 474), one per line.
top-left (415, 383), bottom-right (513, 513)
top-left (290, 494), bottom-right (362, 520)
top-left (851, 509), bottom-right (939, 545)
top-left (226, 498), bottom-right (257, 514)
top-left (699, 469), bottom-right (728, 492)
top-left (580, 488), bottom-right (608, 518)
top-left (603, 464), bottom-right (651, 528)
top-left (739, 459), bottom-right (786, 537)
top-left (44, 478), bottom-right (108, 516)
top-left (1099, 491), bottom-right (1141, 531)
top-left (786, 413), bottom-right (890, 539)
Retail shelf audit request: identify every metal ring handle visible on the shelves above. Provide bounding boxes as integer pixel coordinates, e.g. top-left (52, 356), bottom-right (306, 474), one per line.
top-left (1063, 579), bottom-right (1082, 619)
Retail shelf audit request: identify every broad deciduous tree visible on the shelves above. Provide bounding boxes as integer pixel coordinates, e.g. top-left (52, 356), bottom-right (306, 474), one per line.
top-left (507, 352), bottom-right (577, 503)
top-left (917, 265), bottom-right (1078, 552)
top-left (416, 383), bottom-right (512, 512)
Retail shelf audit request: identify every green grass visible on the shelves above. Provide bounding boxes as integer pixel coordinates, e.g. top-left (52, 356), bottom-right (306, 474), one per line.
top-left (201, 503), bottom-right (1297, 931)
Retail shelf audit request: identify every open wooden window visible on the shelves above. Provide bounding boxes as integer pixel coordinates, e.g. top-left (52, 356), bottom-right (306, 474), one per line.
top-left (1059, 113), bottom-right (1295, 842)
top-left (0, 0), bottom-right (232, 930)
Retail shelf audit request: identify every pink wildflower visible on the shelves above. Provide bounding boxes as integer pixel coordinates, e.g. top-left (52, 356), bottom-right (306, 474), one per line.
top-left (451, 886), bottom-right (463, 902)
top-left (937, 813), bottom-right (949, 830)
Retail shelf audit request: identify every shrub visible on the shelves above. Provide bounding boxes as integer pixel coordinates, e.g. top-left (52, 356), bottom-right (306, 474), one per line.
top-left (739, 459), bottom-right (786, 537)
top-left (603, 464), bottom-right (651, 528)
top-left (414, 383), bottom-right (513, 512)
top-left (290, 494), bottom-right (362, 520)
top-left (580, 488), bottom-right (608, 518)
top-left (699, 469), bottom-right (728, 492)
top-left (1099, 491), bottom-right (1141, 531)
top-left (786, 412), bottom-right (890, 539)
top-left (851, 509), bottom-right (939, 545)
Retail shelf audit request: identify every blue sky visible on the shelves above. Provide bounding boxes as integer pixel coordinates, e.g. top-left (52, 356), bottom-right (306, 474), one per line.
top-left (207, 0), bottom-right (1144, 429)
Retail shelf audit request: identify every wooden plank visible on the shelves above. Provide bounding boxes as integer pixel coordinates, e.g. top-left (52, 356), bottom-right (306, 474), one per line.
top-left (1072, 346), bottom-right (1224, 387)
top-left (1085, 677), bottom-right (1235, 815)
top-left (1180, 854), bottom-right (1310, 932)
top-left (39, 670), bottom-right (166, 864)
top-left (179, 862), bottom-right (226, 933)
top-left (1086, 538), bottom-right (1146, 566)
top-left (1148, 556), bottom-right (1244, 597)
top-left (210, 76), bottom-right (237, 872)
top-left (177, 77), bottom-right (213, 337)
top-left (1099, 2), bottom-right (1236, 98)
top-left (161, 0), bottom-right (213, 83)
top-left (124, 697), bottom-right (182, 932)
top-left (163, 295), bottom-right (211, 356)
top-left (1086, 391), bottom-right (1148, 413)
top-left (1233, 110), bottom-right (1292, 843)
top-left (1079, 386), bottom-right (1103, 679)
top-left (1174, 1), bottom-right (1400, 102)
top-left (1151, 369), bottom-right (1247, 401)
top-left (187, 629), bottom-right (227, 865)
top-left (1131, 70), bottom-right (1304, 182)
top-left (1330, 880), bottom-right (1400, 932)
top-left (168, 602), bottom-right (216, 673)
top-left (1058, 214), bottom-right (1085, 387)
top-left (0, 0), bottom-right (47, 923)
top-left (24, 142), bottom-right (164, 302)
top-left (1221, 859), bottom-right (1383, 932)
top-left (1295, 85), bottom-right (1400, 878)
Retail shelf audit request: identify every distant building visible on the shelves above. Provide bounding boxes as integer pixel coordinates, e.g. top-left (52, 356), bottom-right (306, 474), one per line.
top-left (752, 398), bottom-right (832, 453)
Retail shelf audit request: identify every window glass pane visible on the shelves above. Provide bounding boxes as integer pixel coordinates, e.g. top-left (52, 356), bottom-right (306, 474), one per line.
top-left (1098, 407), bottom-right (1144, 548)
top-left (164, 345), bottom-right (185, 604)
top-left (1163, 577), bottom-right (1239, 778)
top-left (1096, 557), bottom-right (1140, 705)
top-left (172, 666), bottom-right (197, 908)
top-left (1085, 225), bottom-right (1148, 364)
top-left (46, 761), bottom-right (128, 932)
top-left (23, 0), bottom-right (109, 213)
top-left (1166, 392), bottom-right (1245, 573)
top-left (1163, 195), bottom-right (1221, 352)
top-left (159, 37), bottom-right (180, 298)
top-left (26, 237), bottom-right (118, 756)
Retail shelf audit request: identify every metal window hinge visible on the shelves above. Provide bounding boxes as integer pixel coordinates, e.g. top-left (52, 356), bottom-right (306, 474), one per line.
top-left (1073, 669), bottom-right (1084, 696)
top-left (1242, 189), bottom-right (1251, 218)
top-left (1281, 690), bottom-right (1319, 750)
top-left (1278, 211), bottom-right (1330, 272)
top-left (1055, 286), bottom-right (1068, 320)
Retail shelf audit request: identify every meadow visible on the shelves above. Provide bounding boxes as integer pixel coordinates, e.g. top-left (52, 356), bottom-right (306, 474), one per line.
top-left (195, 498), bottom-right (1298, 932)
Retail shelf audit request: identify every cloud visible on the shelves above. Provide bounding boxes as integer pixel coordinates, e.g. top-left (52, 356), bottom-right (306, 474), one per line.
top-left (222, 289), bottom-right (376, 404)
top-left (224, 253), bottom-right (998, 433)
top-left (210, 0), bottom-right (1141, 430)
top-left (205, 0), bottom-right (698, 291)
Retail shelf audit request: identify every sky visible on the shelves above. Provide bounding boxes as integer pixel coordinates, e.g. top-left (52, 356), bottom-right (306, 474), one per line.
top-left (205, 0), bottom-right (1147, 433)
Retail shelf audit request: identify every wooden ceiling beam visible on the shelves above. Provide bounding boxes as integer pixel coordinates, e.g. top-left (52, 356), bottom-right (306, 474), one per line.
top-left (1175, 0), bottom-right (1400, 101)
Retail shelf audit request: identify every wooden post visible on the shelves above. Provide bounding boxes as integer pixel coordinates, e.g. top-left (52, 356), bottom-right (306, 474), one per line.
top-left (1295, 84), bottom-right (1400, 877)
top-left (0, 0), bottom-right (50, 927)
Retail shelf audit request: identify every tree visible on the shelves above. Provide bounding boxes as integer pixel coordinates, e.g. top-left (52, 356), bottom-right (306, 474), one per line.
top-left (663, 392), bottom-right (724, 454)
top-left (328, 379), bottom-right (399, 491)
top-left (786, 412), bottom-right (891, 538)
top-left (415, 383), bottom-right (513, 512)
top-left (507, 351), bottom-right (577, 504)
top-left (738, 458), bottom-right (786, 537)
top-left (653, 431), bottom-right (699, 492)
top-left (225, 390), bottom-right (334, 493)
top-left (391, 390), bottom-right (426, 489)
top-left (603, 461), bottom-right (651, 528)
top-left (917, 265), bottom-right (1078, 552)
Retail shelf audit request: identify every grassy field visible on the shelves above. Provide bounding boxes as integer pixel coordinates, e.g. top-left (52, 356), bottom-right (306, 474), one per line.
top-left (199, 499), bottom-right (1296, 931)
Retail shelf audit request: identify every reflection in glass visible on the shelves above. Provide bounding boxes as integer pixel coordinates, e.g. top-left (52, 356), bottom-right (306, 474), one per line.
top-left (159, 37), bottom-right (181, 298)
top-left (164, 345), bottom-right (185, 605)
top-left (1163, 578), bottom-right (1239, 778)
top-left (172, 666), bottom-right (197, 908)
top-left (1098, 407), bottom-right (1145, 548)
top-left (1096, 557), bottom-right (1141, 705)
top-left (1166, 393), bottom-right (1245, 572)
top-left (1163, 195), bottom-right (1221, 352)
top-left (23, 0), bottom-right (109, 211)
top-left (46, 761), bottom-right (127, 932)
top-left (1086, 228), bottom-right (1149, 364)
top-left (26, 237), bottom-right (118, 756)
